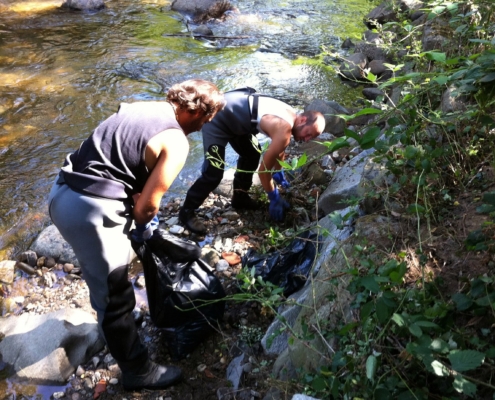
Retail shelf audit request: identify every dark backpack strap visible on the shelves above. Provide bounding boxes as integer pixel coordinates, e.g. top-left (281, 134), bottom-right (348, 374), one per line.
top-left (251, 94), bottom-right (260, 129)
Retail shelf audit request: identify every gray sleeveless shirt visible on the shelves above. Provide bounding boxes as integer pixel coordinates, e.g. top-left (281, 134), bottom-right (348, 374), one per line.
top-left (60, 101), bottom-right (182, 201)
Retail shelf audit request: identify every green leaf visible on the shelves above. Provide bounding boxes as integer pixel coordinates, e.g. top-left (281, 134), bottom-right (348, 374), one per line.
top-left (406, 203), bottom-right (426, 215)
top-left (429, 338), bottom-right (449, 354)
top-left (361, 126), bottom-right (382, 149)
top-left (431, 360), bottom-right (450, 377)
top-left (479, 73), bottom-right (495, 83)
top-left (376, 297), bottom-right (392, 324)
top-left (319, 137), bottom-right (350, 153)
top-left (360, 275), bottom-right (380, 293)
top-left (433, 75), bottom-right (449, 85)
top-left (344, 127), bottom-right (360, 142)
top-left (392, 313), bottom-right (406, 327)
top-left (360, 301), bottom-right (374, 322)
top-left (482, 191), bottom-right (495, 206)
top-left (415, 321), bottom-right (438, 329)
top-left (278, 160), bottom-right (292, 169)
top-left (425, 52), bottom-right (446, 63)
top-left (452, 293), bottom-right (473, 311)
top-left (453, 375), bottom-right (477, 397)
top-left (448, 350), bottom-right (485, 372)
top-left (295, 153), bottom-right (308, 168)
top-left (409, 323), bottom-right (423, 337)
top-left (366, 355), bottom-right (378, 381)
top-left (311, 376), bottom-right (327, 391)
top-left (352, 108), bottom-right (383, 117)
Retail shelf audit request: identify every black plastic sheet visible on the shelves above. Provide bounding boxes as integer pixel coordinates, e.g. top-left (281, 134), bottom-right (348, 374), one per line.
top-left (132, 229), bottom-right (226, 360)
top-left (241, 230), bottom-right (322, 297)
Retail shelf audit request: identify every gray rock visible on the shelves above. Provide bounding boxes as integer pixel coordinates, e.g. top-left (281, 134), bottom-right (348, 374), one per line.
top-left (193, 25), bottom-right (213, 37)
top-left (339, 52), bottom-right (368, 81)
top-left (165, 216), bottom-right (179, 226)
top-left (169, 225), bottom-right (185, 234)
top-left (30, 225), bottom-right (79, 267)
top-left (365, 1), bottom-right (398, 27)
top-left (61, 0), bottom-right (105, 11)
top-left (354, 41), bottom-right (388, 63)
top-left (226, 353), bottom-right (246, 390)
top-left (422, 17), bottom-right (449, 52)
top-left (215, 259), bottom-right (229, 272)
top-left (0, 308), bottom-right (104, 384)
top-left (317, 149), bottom-right (375, 215)
top-left (0, 260), bottom-right (15, 284)
top-left (291, 395), bottom-right (321, 400)
top-left (202, 247), bottom-right (221, 267)
top-left (18, 250), bottom-right (38, 267)
top-left (440, 86), bottom-right (468, 113)
top-left (171, 0), bottom-right (223, 18)
top-left (362, 87), bottom-right (385, 101)
top-left (368, 59), bottom-right (387, 76)
top-left (341, 38), bottom-right (354, 49)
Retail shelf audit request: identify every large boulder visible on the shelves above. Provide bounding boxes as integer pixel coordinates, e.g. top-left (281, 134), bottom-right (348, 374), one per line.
top-left (0, 308), bottom-right (104, 384)
top-left (30, 224), bottom-right (79, 267)
top-left (317, 148), bottom-right (395, 217)
top-left (305, 100), bottom-right (348, 136)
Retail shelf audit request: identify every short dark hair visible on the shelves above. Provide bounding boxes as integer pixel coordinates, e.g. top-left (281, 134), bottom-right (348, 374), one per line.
top-left (301, 110), bottom-right (324, 126)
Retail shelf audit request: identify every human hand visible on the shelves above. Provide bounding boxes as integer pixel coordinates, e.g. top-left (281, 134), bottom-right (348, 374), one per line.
top-left (267, 188), bottom-right (290, 221)
top-left (272, 169), bottom-right (290, 188)
top-left (131, 215), bottom-right (159, 242)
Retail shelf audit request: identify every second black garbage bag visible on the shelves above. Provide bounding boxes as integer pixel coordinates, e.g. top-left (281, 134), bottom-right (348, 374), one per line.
top-left (131, 229), bottom-right (226, 360)
top-left (241, 230), bottom-right (322, 297)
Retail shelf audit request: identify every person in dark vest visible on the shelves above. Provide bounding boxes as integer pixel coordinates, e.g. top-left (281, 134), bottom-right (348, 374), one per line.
top-left (179, 88), bottom-right (325, 235)
top-left (48, 79), bottom-right (225, 391)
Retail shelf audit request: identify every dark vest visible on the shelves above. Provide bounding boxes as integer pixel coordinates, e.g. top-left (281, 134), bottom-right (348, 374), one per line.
top-left (60, 101), bottom-right (182, 201)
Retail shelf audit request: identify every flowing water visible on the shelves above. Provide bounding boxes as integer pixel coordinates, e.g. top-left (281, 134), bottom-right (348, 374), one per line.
top-left (0, 0), bottom-right (377, 257)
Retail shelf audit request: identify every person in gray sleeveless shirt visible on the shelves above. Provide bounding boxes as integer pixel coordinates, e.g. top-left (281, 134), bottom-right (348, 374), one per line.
top-left (179, 88), bottom-right (325, 235)
top-left (48, 79), bottom-right (225, 391)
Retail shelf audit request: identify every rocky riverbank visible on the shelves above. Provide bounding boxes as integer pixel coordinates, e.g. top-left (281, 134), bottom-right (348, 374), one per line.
top-left (0, 134), bottom-right (355, 400)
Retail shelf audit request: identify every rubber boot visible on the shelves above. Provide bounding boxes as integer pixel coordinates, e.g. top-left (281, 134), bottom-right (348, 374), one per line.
top-left (231, 190), bottom-right (259, 210)
top-left (179, 208), bottom-right (207, 235)
top-left (122, 359), bottom-right (182, 391)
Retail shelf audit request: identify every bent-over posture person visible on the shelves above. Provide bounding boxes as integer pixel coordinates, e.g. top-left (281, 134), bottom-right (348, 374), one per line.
top-left (48, 79), bottom-right (225, 391)
top-left (179, 88), bottom-right (325, 235)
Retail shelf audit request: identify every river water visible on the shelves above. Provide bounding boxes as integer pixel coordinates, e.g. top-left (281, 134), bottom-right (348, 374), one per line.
top-left (0, 0), bottom-right (377, 256)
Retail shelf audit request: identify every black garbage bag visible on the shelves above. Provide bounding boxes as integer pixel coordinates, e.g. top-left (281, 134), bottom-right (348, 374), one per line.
top-left (131, 229), bottom-right (226, 360)
top-left (241, 230), bottom-right (322, 297)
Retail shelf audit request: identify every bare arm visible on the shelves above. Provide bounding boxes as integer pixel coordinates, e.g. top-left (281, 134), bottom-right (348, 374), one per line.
top-left (133, 130), bottom-right (189, 224)
top-left (257, 115), bottom-right (291, 193)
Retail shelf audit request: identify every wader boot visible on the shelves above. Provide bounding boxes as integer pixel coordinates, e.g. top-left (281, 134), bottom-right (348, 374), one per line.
top-left (179, 207), bottom-right (207, 235)
top-left (231, 179), bottom-right (259, 210)
top-left (122, 360), bottom-right (182, 391)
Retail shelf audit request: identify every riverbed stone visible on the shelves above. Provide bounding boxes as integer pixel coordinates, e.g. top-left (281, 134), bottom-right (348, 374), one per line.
top-left (0, 260), bottom-right (15, 284)
top-left (61, 0), bottom-right (105, 11)
top-left (0, 308), bottom-right (104, 384)
top-left (30, 224), bottom-right (79, 267)
top-left (338, 52), bottom-right (368, 81)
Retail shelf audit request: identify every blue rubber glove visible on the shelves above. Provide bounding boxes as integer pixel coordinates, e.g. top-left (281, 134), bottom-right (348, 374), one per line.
top-left (272, 169), bottom-right (290, 188)
top-left (131, 216), bottom-right (159, 243)
top-left (267, 187), bottom-right (290, 221)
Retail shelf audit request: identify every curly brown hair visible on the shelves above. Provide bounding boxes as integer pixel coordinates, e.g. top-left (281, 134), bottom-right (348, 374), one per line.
top-left (167, 79), bottom-right (225, 116)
